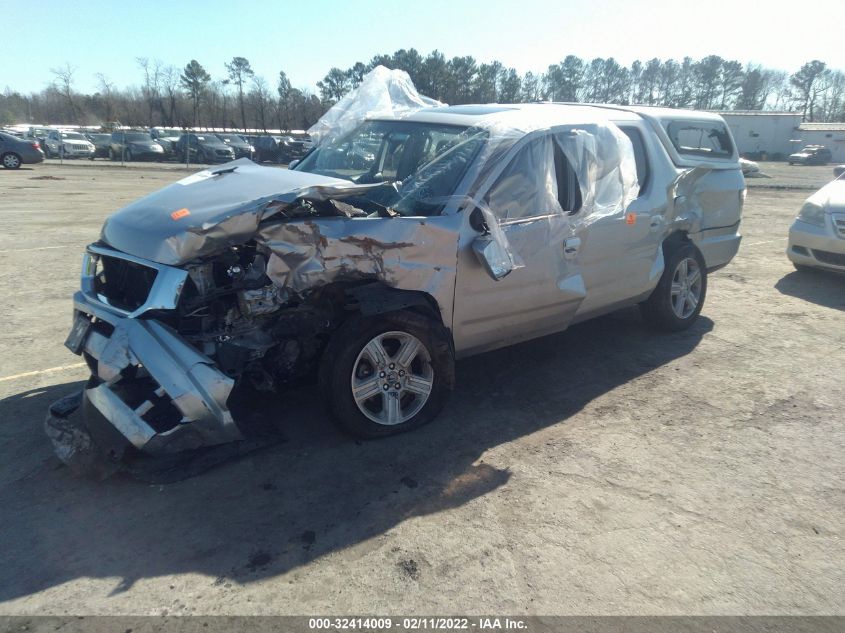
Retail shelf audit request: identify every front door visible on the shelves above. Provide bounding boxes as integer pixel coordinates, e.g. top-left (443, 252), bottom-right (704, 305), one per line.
top-left (451, 134), bottom-right (586, 357)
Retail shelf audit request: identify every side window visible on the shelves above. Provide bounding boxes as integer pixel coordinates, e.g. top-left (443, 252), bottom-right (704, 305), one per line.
top-left (666, 120), bottom-right (733, 158)
top-left (618, 126), bottom-right (650, 194)
top-left (484, 137), bottom-right (561, 221)
top-left (552, 141), bottom-right (583, 214)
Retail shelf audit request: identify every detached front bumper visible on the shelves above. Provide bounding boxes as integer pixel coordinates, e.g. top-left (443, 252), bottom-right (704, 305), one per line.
top-left (66, 288), bottom-right (242, 457)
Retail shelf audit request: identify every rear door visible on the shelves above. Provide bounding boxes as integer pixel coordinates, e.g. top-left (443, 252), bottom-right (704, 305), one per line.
top-left (572, 123), bottom-right (662, 314)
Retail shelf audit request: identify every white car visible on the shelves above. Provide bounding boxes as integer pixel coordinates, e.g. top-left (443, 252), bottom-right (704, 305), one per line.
top-left (787, 171), bottom-right (845, 273)
top-left (43, 130), bottom-right (95, 159)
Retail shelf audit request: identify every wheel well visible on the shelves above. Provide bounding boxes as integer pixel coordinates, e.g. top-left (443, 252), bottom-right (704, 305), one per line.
top-left (661, 230), bottom-right (690, 255)
top-left (343, 282), bottom-right (443, 325)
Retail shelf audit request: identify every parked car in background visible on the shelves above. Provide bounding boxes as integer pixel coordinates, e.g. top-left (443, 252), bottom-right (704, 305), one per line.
top-left (43, 130), bottom-right (95, 159)
top-left (789, 145), bottom-right (832, 165)
top-left (251, 135), bottom-right (283, 162)
top-left (26, 126), bottom-right (52, 147)
top-left (251, 135), bottom-right (310, 163)
top-left (0, 131), bottom-right (45, 169)
top-left (175, 133), bottom-right (235, 163)
top-left (109, 130), bottom-right (165, 162)
top-left (55, 104), bottom-right (744, 470)
top-left (150, 127), bottom-right (183, 157)
top-left (216, 133), bottom-right (254, 159)
top-left (85, 133), bottom-right (112, 159)
top-left (787, 170), bottom-right (845, 273)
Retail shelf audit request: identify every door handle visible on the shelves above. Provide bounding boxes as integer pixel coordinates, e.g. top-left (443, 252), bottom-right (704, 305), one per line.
top-left (563, 237), bottom-right (581, 259)
top-left (649, 215), bottom-right (663, 231)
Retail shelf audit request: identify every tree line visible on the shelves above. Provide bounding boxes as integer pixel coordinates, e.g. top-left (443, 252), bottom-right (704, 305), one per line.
top-left (1, 51), bottom-right (843, 131)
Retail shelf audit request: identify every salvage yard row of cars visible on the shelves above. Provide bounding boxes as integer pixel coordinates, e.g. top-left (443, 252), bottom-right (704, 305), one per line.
top-left (0, 125), bottom-right (313, 165)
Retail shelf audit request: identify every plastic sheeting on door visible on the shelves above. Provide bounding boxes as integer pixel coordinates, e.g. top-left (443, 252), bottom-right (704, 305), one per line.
top-left (445, 114), bottom-right (640, 276)
top-left (308, 66), bottom-right (443, 147)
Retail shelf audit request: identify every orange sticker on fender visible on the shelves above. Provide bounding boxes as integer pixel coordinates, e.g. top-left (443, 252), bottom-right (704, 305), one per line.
top-left (626, 213), bottom-right (636, 225)
top-left (171, 208), bottom-right (191, 220)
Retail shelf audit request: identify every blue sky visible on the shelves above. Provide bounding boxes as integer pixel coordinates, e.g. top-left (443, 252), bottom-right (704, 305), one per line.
top-left (4, 0), bottom-right (841, 94)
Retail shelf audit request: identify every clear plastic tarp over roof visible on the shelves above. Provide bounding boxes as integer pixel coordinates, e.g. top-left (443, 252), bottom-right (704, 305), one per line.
top-left (308, 66), bottom-right (443, 146)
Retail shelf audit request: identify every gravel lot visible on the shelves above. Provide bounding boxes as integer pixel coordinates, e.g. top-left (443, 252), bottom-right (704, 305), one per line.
top-left (0, 161), bottom-right (842, 615)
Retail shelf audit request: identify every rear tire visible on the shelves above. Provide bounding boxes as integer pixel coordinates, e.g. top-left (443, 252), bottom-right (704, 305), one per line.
top-left (2, 152), bottom-right (22, 169)
top-left (318, 310), bottom-right (454, 438)
top-left (641, 242), bottom-right (707, 332)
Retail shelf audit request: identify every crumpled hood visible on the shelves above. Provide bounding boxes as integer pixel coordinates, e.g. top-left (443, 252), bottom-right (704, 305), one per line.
top-left (101, 158), bottom-right (351, 265)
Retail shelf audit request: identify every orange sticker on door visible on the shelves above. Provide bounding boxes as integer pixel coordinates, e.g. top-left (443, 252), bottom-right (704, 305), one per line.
top-left (626, 212), bottom-right (637, 225)
top-left (171, 208), bottom-right (191, 220)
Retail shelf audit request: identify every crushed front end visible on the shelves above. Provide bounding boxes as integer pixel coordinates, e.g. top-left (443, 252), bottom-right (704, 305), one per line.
top-left (47, 160), bottom-right (459, 474)
top-left (57, 234), bottom-right (349, 464)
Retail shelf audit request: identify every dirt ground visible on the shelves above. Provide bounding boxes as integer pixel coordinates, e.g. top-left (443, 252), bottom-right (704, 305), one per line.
top-left (0, 161), bottom-right (842, 616)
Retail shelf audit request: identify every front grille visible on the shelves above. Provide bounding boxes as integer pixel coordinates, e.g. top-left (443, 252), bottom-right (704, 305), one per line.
top-left (812, 249), bottom-right (845, 267)
top-left (94, 255), bottom-right (158, 311)
top-left (832, 214), bottom-right (845, 239)
top-left (71, 144), bottom-right (88, 151)
top-left (215, 149), bottom-right (231, 156)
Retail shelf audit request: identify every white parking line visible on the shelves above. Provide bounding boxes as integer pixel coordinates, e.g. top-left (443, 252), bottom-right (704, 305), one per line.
top-left (0, 363), bottom-right (87, 383)
top-left (0, 245), bottom-right (76, 254)
top-left (744, 239), bottom-right (784, 247)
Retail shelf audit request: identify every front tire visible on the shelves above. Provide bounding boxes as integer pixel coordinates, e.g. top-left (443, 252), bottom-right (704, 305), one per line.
top-left (641, 242), bottom-right (707, 332)
top-left (2, 152), bottom-right (22, 169)
top-left (318, 311), bottom-right (454, 438)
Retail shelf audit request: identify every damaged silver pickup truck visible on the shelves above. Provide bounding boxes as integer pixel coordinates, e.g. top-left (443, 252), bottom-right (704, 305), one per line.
top-left (49, 103), bottom-right (744, 473)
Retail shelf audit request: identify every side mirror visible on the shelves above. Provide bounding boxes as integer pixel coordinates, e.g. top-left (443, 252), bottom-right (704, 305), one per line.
top-left (288, 159), bottom-right (300, 169)
top-left (472, 234), bottom-right (515, 280)
top-left (834, 165), bottom-right (845, 179)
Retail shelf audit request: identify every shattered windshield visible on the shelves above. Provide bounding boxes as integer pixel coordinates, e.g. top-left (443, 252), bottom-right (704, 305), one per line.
top-left (294, 120), bottom-right (485, 216)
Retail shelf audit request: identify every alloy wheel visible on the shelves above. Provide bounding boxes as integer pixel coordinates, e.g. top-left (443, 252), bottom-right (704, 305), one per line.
top-left (670, 257), bottom-right (703, 319)
top-left (351, 331), bottom-right (434, 426)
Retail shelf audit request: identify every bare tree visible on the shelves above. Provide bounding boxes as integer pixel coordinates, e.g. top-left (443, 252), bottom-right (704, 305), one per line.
top-left (159, 66), bottom-right (181, 126)
top-left (95, 73), bottom-right (117, 123)
top-left (50, 63), bottom-right (78, 122)
top-left (248, 76), bottom-right (272, 131)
